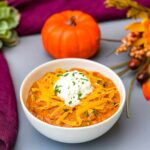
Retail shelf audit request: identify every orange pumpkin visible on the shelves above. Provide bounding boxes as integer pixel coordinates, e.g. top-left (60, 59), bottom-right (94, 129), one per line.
top-left (41, 10), bottom-right (101, 58)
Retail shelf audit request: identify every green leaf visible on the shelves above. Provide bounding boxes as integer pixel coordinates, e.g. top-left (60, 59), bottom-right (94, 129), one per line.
top-left (93, 109), bottom-right (97, 116)
top-left (0, 29), bottom-right (6, 34)
top-left (0, 7), bottom-right (11, 19)
top-left (8, 8), bottom-right (20, 28)
top-left (0, 1), bottom-right (20, 48)
top-left (84, 111), bottom-right (89, 117)
top-left (0, 40), bottom-right (3, 48)
top-left (0, 8), bottom-right (20, 30)
top-left (0, 20), bottom-right (9, 31)
top-left (0, 1), bottom-right (7, 7)
top-left (4, 17), bottom-right (19, 30)
top-left (3, 31), bottom-right (19, 47)
top-left (0, 30), bottom-right (12, 40)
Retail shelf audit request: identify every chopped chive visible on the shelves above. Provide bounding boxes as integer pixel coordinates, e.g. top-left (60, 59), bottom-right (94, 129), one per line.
top-left (93, 109), bottom-right (97, 116)
top-left (81, 78), bottom-right (88, 81)
top-left (78, 92), bottom-right (82, 99)
top-left (69, 101), bottom-right (72, 104)
top-left (64, 73), bottom-right (69, 77)
top-left (55, 89), bottom-right (61, 94)
top-left (82, 82), bottom-right (84, 84)
top-left (54, 85), bottom-right (61, 94)
top-left (72, 81), bottom-right (75, 85)
top-left (57, 74), bottom-right (63, 77)
top-left (55, 85), bottom-right (58, 88)
top-left (64, 108), bottom-right (69, 112)
top-left (85, 111), bottom-right (89, 117)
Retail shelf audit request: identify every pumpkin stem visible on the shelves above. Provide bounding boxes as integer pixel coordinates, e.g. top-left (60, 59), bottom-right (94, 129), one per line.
top-left (66, 16), bottom-right (76, 26)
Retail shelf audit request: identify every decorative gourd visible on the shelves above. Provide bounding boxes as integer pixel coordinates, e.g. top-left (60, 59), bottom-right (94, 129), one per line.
top-left (41, 10), bottom-right (100, 58)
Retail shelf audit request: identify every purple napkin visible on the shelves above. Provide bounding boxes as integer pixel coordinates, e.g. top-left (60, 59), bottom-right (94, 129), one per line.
top-left (7, 0), bottom-right (150, 36)
top-left (0, 52), bottom-right (18, 150)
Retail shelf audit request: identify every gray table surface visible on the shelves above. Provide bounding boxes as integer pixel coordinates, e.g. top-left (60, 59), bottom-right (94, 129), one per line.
top-left (4, 19), bottom-right (150, 150)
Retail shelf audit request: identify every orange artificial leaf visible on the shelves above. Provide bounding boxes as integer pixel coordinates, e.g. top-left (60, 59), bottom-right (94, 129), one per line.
top-left (142, 79), bottom-right (150, 101)
top-left (143, 30), bottom-right (150, 47)
top-left (125, 22), bottom-right (145, 32)
top-left (133, 38), bottom-right (145, 46)
top-left (137, 12), bottom-right (149, 20)
top-left (126, 19), bottom-right (150, 48)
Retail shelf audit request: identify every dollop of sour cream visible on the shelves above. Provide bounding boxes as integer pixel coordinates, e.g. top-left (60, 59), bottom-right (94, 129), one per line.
top-left (54, 70), bottom-right (93, 107)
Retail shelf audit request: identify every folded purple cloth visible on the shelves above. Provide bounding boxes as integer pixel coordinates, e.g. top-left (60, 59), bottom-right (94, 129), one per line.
top-left (0, 52), bottom-right (18, 150)
top-left (7, 0), bottom-right (150, 36)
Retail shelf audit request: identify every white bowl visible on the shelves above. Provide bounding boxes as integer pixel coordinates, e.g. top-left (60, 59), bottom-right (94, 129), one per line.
top-left (20, 58), bottom-right (126, 143)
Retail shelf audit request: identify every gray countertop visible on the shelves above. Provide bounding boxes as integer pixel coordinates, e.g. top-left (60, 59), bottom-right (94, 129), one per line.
top-left (4, 19), bottom-right (150, 150)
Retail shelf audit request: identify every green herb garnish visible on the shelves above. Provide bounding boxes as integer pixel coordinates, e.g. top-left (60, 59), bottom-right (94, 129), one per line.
top-left (93, 109), bottom-right (97, 116)
top-left (64, 108), bottom-right (69, 112)
top-left (79, 72), bottom-right (83, 75)
top-left (55, 89), bottom-right (61, 94)
top-left (54, 85), bottom-right (61, 94)
top-left (57, 74), bottom-right (63, 77)
top-left (72, 81), bottom-right (75, 85)
top-left (85, 111), bottom-right (89, 117)
top-left (81, 78), bottom-right (88, 81)
top-left (69, 101), bottom-right (72, 104)
top-left (64, 73), bottom-right (69, 77)
top-left (78, 92), bottom-right (82, 99)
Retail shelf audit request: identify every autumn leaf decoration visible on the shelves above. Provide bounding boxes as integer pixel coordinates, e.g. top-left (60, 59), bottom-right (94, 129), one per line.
top-left (105, 0), bottom-right (150, 118)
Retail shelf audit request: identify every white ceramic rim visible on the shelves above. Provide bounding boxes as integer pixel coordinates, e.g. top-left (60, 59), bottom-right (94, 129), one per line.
top-left (20, 58), bottom-right (126, 130)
